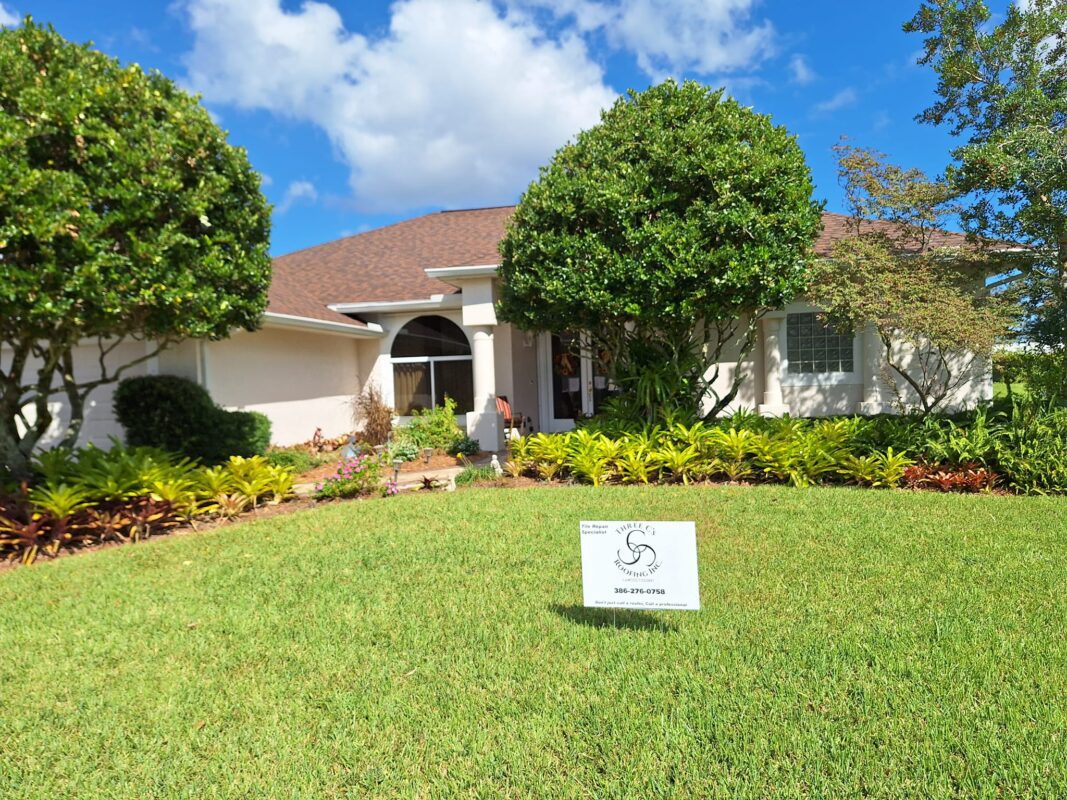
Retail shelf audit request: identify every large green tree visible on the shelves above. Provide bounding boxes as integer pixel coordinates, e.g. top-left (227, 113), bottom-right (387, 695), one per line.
top-left (0, 20), bottom-right (271, 479)
top-left (497, 80), bottom-right (822, 422)
top-left (905, 0), bottom-right (1067, 387)
top-left (810, 144), bottom-right (1013, 414)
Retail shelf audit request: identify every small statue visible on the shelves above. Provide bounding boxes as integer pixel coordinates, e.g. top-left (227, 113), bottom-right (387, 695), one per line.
top-left (490, 453), bottom-right (503, 477)
top-left (339, 434), bottom-right (358, 460)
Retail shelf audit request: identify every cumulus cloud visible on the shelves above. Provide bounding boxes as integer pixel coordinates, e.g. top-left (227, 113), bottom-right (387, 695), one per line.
top-left (512, 0), bottom-right (775, 77)
top-left (182, 0), bottom-right (615, 211)
top-left (788, 54), bottom-right (815, 85)
top-left (814, 87), bottom-right (858, 113)
top-left (0, 4), bottom-right (19, 27)
top-left (275, 180), bottom-right (318, 214)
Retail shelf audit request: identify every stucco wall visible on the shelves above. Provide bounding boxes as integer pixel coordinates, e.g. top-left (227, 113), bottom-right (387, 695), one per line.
top-left (205, 327), bottom-right (365, 445)
top-left (1, 338), bottom-right (154, 450)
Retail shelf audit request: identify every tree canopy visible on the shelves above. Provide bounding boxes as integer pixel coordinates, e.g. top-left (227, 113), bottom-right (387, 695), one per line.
top-left (0, 20), bottom-right (272, 478)
top-left (497, 80), bottom-right (822, 422)
top-left (905, 0), bottom-right (1067, 367)
top-left (810, 144), bottom-right (1013, 414)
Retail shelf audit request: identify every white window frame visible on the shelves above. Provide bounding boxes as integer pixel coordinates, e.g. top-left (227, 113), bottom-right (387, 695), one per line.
top-left (390, 354), bottom-right (474, 414)
top-left (778, 309), bottom-right (862, 387)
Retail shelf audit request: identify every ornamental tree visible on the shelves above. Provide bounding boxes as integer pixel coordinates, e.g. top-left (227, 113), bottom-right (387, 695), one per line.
top-left (810, 145), bottom-right (1013, 414)
top-left (497, 80), bottom-right (823, 422)
top-left (0, 21), bottom-right (271, 479)
top-left (905, 0), bottom-right (1067, 392)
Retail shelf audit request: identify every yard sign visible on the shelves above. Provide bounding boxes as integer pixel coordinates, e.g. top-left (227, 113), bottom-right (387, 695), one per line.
top-left (580, 521), bottom-right (700, 611)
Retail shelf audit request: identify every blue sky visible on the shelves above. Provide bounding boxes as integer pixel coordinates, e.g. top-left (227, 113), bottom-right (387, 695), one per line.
top-left (5, 1), bottom-right (1011, 256)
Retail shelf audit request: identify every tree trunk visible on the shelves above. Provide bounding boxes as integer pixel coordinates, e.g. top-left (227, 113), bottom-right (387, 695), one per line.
top-left (0, 412), bottom-right (31, 482)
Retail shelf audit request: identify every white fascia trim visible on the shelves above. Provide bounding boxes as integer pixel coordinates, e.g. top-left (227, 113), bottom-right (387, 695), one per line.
top-left (424, 264), bottom-right (499, 281)
top-left (262, 311), bottom-right (384, 337)
top-left (328, 294), bottom-right (462, 314)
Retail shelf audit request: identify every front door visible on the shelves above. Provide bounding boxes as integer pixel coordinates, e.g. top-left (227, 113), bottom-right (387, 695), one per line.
top-left (537, 333), bottom-right (615, 432)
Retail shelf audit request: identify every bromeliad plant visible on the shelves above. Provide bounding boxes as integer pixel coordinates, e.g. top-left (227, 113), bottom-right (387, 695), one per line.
top-left (504, 400), bottom-right (1067, 496)
top-left (0, 444), bottom-right (296, 566)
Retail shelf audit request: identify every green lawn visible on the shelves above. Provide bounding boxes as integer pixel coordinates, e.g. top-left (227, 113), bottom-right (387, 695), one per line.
top-left (2, 486), bottom-right (1065, 799)
top-left (993, 380), bottom-right (1029, 400)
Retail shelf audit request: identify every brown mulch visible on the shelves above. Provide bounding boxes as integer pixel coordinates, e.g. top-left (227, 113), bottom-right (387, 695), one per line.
top-left (298, 451), bottom-right (491, 483)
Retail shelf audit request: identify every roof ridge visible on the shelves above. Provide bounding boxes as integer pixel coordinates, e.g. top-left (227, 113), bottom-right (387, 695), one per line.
top-left (438, 205), bottom-right (517, 214)
top-left (273, 210), bottom-right (443, 261)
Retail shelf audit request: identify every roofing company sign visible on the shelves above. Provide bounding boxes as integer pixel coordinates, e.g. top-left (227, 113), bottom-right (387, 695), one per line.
top-left (580, 521), bottom-right (700, 611)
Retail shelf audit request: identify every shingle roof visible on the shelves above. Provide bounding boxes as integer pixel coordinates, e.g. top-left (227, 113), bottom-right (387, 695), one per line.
top-left (815, 211), bottom-right (975, 256)
top-left (267, 207), bottom-right (977, 324)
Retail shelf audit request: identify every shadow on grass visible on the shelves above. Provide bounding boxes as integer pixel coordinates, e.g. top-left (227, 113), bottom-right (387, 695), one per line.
top-left (551, 604), bottom-right (676, 632)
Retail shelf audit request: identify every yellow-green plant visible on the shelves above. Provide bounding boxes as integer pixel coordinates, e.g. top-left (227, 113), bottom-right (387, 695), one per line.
top-left (265, 467), bottom-right (295, 505)
top-left (565, 431), bottom-right (616, 487)
top-left (527, 433), bottom-right (569, 481)
top-left (148, 477), bottom-right (202, 521)
top-left (616, 445), bottom-right (654, 484)
top-left (708, 428), bottom-right (759, 482)
top-left (195, 465), bottom-right (235, 499)
top-left (652, 441), bottom-right (703, 484)
top-left (506, 435), bottom-right (534, 477)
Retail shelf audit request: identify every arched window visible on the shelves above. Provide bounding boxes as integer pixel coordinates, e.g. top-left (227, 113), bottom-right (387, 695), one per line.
top-left (391, 316), bottom-right (474, 415)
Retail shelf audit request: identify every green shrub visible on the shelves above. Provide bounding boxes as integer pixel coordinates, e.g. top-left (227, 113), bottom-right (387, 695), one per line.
top-left (114, 375), bottom-right (272, 463)
top-left (265, 449), bottom-right (315, 472)
top-left (394, 397), bottom-right (464, 451)
top-left (454, 465), bottom-right (500, 486)
top-left (449, 435), bottom-right (481, 457)
top-left (388, 440), bottom-right (420, 463)
top-left (265, 449), bottom-right (333, 473)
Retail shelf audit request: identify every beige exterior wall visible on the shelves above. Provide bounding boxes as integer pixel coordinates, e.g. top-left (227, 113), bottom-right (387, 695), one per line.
top-left (712, 300), bottom-right (992, 418)
top-left (204, 326), bottom-right (366, 446)
top-left (1, 338), bottom-right (156, 449)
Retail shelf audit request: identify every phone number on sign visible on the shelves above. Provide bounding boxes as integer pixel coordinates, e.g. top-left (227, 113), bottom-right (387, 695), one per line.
top-left (613, 587), bottom-right (666, 595)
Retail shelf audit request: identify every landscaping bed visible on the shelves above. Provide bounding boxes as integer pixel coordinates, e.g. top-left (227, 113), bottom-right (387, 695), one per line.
top-left (1, 485), bottom-right (1064, 798)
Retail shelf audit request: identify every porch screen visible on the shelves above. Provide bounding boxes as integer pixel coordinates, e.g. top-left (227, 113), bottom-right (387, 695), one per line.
top-left (391, 316), bottom-right (474, 415)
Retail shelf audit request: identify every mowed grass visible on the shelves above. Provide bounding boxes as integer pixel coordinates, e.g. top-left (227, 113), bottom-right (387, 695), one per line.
top-left (1, 486), bottom-right (1065, 799)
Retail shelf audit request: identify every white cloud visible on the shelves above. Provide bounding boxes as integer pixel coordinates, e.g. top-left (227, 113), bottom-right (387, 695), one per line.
top-left (789, 54), bottom-right (815, 85)
top-left (275, 180), bottom-right (318, 214)
top-left (0, 4), bottom-right (19, 27)
top-left (814, 87), bottom-right (857, 113)
top-left (259, 173), bottom-right (273, 188)
top-left (512, 0), bottom-right (775, 77)
top-left (182, 0), bottom-right (615, 211)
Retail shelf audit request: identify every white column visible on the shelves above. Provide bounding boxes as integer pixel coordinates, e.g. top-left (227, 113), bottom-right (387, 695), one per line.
top-left (758, 316), bottom-right (789, 417)
top-left (856, 325), bottom-right (885, 415)
top-left (466, 326), bottom-right (502, 452)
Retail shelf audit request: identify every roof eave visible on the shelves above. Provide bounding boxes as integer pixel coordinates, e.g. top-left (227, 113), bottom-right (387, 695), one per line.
top-left (328, 293), bottom-right (463, 315)
top-left (261, 311), bottom-right (384, 338)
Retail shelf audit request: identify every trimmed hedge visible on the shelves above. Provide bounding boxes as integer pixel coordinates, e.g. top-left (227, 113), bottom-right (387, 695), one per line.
top-left (114, 375), bottom-right (271, 464)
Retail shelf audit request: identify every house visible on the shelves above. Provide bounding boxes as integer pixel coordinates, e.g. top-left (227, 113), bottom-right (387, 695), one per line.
top-left (44, 206), bottom-right (992, 452)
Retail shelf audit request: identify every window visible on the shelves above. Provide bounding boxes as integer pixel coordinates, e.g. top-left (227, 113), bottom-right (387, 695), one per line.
top-left (391, 316), bottom-right (474, 415)
top-left (785, 312), bottom-right (854, 374)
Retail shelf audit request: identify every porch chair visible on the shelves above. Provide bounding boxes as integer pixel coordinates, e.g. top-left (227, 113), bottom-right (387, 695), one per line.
top-left (495, 395), bottom-right (529, 441)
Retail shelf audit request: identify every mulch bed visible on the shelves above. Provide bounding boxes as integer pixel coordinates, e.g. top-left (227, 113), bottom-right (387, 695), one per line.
top-left (298, 451), bottom-right (491, 484)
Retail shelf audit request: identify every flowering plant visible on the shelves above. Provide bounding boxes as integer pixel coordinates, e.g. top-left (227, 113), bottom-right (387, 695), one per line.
top-left (313, 454), bottom-right (382, 500)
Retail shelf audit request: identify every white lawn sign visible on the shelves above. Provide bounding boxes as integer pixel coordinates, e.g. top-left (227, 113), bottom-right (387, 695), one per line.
top-left (580, 521), bottom-right (700, 611)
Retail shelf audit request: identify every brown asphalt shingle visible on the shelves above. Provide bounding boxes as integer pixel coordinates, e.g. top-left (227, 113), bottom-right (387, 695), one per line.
top-left (267, 207), bottom-right (977, 326)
